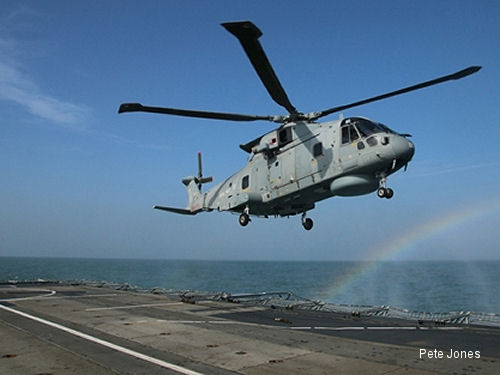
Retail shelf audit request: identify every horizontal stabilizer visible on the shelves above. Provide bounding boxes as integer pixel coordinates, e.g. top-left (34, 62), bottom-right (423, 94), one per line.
top-left (153, 205), bottom-right (198, 215)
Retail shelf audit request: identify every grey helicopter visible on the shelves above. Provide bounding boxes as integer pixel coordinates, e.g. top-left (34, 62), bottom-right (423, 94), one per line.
top-left (119, 21), bottom-right (480, 230)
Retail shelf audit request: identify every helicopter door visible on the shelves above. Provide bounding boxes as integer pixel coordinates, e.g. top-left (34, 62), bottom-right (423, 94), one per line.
top-left (269, 158), bottom-right (281, 189)
top-left (311, 141), bottom-right (331, 178)
top-left (339, 125), bottom-right (360, 171)
top-left (269, 148), bottom-right (296, 192)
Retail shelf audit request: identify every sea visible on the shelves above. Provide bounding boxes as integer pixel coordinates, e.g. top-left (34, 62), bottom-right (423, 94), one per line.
top-left (1, 257), bottom-right (499, 314)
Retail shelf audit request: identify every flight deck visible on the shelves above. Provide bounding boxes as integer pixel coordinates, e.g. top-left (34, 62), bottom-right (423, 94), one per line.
top-left (1, 281), bottom-right (499, 374)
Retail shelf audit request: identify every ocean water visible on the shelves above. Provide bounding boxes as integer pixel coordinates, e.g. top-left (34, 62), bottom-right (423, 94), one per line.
top-left (1, 257), bottom-right (499, 314)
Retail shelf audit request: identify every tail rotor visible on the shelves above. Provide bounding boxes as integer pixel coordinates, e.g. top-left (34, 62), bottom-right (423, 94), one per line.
top-left (196, 152), bottom-right (213, 191)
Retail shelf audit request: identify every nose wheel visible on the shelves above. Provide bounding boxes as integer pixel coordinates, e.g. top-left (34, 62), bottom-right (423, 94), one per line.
top-left (301, 212), bottom-right (313, 230)
top-left (377, 187), bottom-right (394, 199)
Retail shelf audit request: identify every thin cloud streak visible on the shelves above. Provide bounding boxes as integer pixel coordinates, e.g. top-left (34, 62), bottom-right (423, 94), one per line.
top-left (0, 7), bottom-right (91, 128)
top-left (0, 58), bottom-right (91, 129)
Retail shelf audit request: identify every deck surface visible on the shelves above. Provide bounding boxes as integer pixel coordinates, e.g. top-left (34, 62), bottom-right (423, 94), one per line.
top-left (1, 283), bottom-right (499, 374)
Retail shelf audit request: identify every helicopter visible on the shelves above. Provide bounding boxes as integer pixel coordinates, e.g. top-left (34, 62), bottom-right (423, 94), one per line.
top-left (119, 21), bottom-right (480, 230)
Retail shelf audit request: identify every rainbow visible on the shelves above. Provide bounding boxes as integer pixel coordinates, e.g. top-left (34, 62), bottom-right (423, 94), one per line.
top-left (324, 194), bottom-right (500, 301)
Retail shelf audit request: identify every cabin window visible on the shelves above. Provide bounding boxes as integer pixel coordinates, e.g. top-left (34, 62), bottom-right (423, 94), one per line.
top-left (279, 127), bottom-right (292, 146)
top-left (313, 142), bottom-right (323, 157)
top-left (242, 175), bottom-right (249, 190)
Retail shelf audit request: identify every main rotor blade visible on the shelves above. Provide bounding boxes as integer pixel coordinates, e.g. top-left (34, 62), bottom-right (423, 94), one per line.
top-left (118, 103), bottom-right (276, 122)
top-left (311, 66), bottom-right (482, 120)
top-left (222, 21), bottom-right (298, 115)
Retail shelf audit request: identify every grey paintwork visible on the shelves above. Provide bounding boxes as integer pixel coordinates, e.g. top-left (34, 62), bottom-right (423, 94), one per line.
top-left (174, 117), bottom-right (414, 219)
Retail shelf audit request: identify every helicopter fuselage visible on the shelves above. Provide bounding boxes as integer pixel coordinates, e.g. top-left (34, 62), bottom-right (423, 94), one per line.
top-left (200, 116), bottom-right (414, 218)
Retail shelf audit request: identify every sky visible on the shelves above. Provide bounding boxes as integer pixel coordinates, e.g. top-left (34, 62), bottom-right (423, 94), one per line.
top-left (1, 1), bottom-right (499, 261)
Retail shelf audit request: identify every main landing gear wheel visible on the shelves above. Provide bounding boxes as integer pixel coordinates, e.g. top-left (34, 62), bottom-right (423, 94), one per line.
top-left (239, 213), bottom-right (250, 226)
top-left (377, 187), bottom-right (394, 199)
top-left (303, 218), bottom-right (313, 231)
top-left (301, 212), bottom-right (313, 230)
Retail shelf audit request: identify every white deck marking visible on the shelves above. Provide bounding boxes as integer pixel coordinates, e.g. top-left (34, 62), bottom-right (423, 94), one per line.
top-left (366, 326), bottom-right (417, 330)
top-left (48, 293), bottom-right (119, 299)
top-left (291, 326), bottom-right (463, 331)
top-left (316, 326), bottom-right (366, 330)
top-left (0, 289), bottom-right (56, 302)
top-left (85, 302), bottom-right (184, 311)
top-left (0, 303), bottom-right (205, 375)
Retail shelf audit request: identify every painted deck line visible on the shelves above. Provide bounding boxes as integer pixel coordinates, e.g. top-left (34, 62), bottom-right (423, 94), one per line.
top-left (0, 290), bottom-right (56, 302)
top-left (85, 301), bottom-right (184, 311)
top-left (0, 303), bottom-right (205, 375)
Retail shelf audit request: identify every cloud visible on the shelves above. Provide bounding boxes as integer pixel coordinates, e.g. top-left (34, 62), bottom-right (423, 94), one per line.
top-left (0, 3), bottom-right (92, 129)
top-left (0, 57), bottom-right (91, 129)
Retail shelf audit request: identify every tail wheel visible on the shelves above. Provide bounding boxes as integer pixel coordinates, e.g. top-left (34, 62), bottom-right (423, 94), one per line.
top-left (239, 213), bottom-right (250, 227)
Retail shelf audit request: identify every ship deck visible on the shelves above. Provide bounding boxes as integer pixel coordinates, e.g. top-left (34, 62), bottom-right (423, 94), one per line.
top-left (1, 282), bottom-right (499, 374)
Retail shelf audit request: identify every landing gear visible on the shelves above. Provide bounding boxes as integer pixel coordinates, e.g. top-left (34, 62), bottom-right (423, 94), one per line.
top-left (377, 177), bottom-right (394, 199)
top-left (239, 206), bottom-right (251, 227)
top-left (377, 187), bottom-right (394, 199)
top-left (301, 212), bottom-right (313, 231)
top-left (239, 213), bottom-right (250, 226)
top-left (385, 188), bottom-right (394, 199)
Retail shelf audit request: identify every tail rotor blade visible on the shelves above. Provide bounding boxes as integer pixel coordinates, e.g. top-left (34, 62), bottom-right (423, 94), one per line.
top-left (198, 152), bottom-right (203, 179)
top-left (197, 152), bottom-right (202, 190)
top-left (196, 152), bottom-right (212, 190)
top-left (199, 177), bottom-right (213, 184)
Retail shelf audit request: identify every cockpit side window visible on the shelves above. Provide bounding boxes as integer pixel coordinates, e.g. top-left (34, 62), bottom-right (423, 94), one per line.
top-left (341, 126), bottom-right (350, 144)
top-left (341, 125), bottom-right (360, 145)
top-left (349, 125), bottom-right (359, 142)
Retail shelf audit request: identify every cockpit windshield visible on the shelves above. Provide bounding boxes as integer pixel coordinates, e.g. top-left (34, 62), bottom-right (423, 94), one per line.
top-left (342, 117), bottom-right (395, 137)
top-left (377, 122), bottom-right (396, 134)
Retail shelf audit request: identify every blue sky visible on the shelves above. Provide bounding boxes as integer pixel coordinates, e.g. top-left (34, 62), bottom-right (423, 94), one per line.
top-left (1, 1), bottom-right (499, 260)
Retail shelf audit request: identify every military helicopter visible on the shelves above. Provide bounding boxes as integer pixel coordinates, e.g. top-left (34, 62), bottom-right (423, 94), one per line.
top-left (119, 21), bottom-right (480, 230)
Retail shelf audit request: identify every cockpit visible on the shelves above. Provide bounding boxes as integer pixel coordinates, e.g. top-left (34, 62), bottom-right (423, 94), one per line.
top-left (340, 117), bottom-right (395, 145)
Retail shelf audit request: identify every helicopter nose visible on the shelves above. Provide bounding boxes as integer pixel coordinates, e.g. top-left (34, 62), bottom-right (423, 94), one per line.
top-left (391, 135), bottom-right (415, 164)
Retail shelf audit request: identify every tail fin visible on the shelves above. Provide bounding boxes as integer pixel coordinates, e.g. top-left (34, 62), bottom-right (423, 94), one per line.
top-left (153, 177), bottom-right (203, 215)
top-left (183, 176), bottom-right (204, 212)
top-left (154, 153), bottom-right (212, 215)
